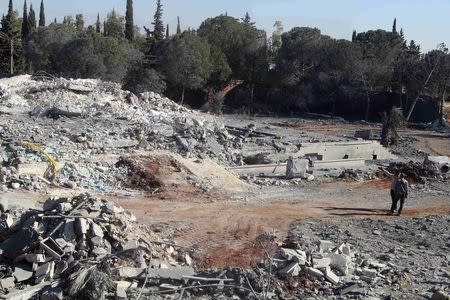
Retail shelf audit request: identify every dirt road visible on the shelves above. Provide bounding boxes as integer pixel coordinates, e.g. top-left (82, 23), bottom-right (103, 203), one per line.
top-left (114, 179), bottom-right (450, 268)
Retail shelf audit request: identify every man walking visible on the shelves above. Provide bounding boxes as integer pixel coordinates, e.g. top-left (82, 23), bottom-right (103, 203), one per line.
top-left (390, 172), bottom-right (409, 216)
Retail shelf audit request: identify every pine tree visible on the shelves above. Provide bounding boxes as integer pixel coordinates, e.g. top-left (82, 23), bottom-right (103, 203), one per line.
top-left (352, 30), bottom-right (357, 42)
top-left (152, 0), bottom-right (164, 41)
top-left (392, 18), bottom-right (397, 33)
top-left (53, 17), bottom-right (57, 24)
top-left (176, 16), bottom-right (181, 34)
top-left (166, 24), bottom-right (169, 39)
top-left (75, 14), bottom-right (84, 33)
top-left (241, 12), bottom-right (255, 26)
top-left (21, 0), bottom-right (29, 38)
top-left (125, 0), bottom-right (134, 41)
top-left (28, 4), bottom-right (36, 33)
top-left (96, 13), bottom-right (101, 33)
top-left (39, 0), bottom-right (45, 27)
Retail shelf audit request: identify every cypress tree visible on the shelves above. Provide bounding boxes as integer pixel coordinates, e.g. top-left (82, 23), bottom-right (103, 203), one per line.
top-left (152, 0), bottom-right (164, 41)
top-left (125, 0), bottom-right (134, 41)
top-left (176, 16), bottom-right (181, 34)
top-left (53, 17), bottom-right (57, 24)
top-left (165, 24), bottom-right (169, 39)
top-left (39, 0), bottom-right (45, 27)
top-left (96, 13), bottom-right (101, 33)
top-left (28, 4), bottom-right (36, 33)
top-left (22, 0), bottom-right (29, 38)
top-left (352, 30), bottom-right (357, 42)
top-left (392, 18), bottom-right (397, 33)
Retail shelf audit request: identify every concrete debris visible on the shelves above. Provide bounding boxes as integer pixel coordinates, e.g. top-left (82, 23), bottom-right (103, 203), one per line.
top-left (0, 193), bottom-right (195, 299)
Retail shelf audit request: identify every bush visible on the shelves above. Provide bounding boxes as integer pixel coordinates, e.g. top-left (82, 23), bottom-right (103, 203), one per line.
top-left (210, 93), bottom-right (224, 114)
top-left (123, 65), bottom-right (166, 94)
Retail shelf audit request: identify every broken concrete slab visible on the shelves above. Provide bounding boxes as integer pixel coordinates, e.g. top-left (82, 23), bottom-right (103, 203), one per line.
top-left (327, 253), bottom-right (351, 275)
top-left (313, 257), bottom-right (331, 270)
top-left (116, 281), bottom-right (138, 291)
top-left (90, 222), bottom-right (104, 238)
top-left (13, 263), bottom-right (33, 282)
top-left (25, 253), bottom-right (46, 263)
top-left (0, 228), bottom-right (40, 259)
top-left (278, 262), bottom-right (301, 276)
top-left (118, 267), bottom-right (195, 281)
top-left (286, 158), bottom-right (309, 179)
top-left (75, 218), bottom-right (89, 236)
top-left (40, 287), bottom-right (63, 300)
top-left (63, 219), bottom-right (76, 241)
top-left (0, 277), bottom-right (15, 290)
top-left (115, 287), bottom-right (127, 300)
top-left (324, 267), bottom-right (340, 284)
top-left (319, 240), bottom-right (334, 252)
top-left (305, 267), bottom-right (324, 280)
top-left (35, 262), bottom-right (55, 283)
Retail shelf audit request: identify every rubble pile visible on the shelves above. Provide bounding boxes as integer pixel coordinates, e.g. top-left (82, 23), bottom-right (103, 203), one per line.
top-left (0, 194), bottom-right (195, 299)
top-left (271, 240), bottom-right (392, 297)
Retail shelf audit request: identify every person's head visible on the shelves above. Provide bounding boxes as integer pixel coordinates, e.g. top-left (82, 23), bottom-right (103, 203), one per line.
top-left (398, 172), bottom-right (404, 179)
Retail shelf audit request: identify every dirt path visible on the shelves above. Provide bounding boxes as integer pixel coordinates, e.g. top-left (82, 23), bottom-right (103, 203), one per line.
top-left (115, 179), bottom-right (450, 268)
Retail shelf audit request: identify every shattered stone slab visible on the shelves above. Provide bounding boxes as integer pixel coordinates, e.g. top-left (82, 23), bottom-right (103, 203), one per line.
top-left (278, 262), bottom-right (301, 276)
top-left (305, 267), bottom-right (324, 280)
top-left (118, 267), bottom-right (195, 281)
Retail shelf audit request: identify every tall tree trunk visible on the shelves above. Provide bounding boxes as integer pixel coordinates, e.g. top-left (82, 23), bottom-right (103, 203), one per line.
top-left (441, 89), bottom-right (446, 122)
top-left (250, 83), bottom-right (255, 106)
top-left (181, 86), bottom-right (185, 104)
top-left (365, 90), bottom-right (371, 121)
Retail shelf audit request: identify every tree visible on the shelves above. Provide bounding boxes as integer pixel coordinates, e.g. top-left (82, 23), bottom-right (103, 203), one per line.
top-left (104, 9), bottom-right (124, 39)
top-left (381, 107), bottom-right (404, 146)
top-left (392, 18), bottom-right (397, 34)
top-left (162, 31), bottom-right (214, 103)
top-left (125, 0), bottom-right (134, 41)
top-left (353, 29), bottom-right (404, 120)
top-left (75, 14), bottom-right (84, 33)
top-left (39, 0), bottom-right (45, 27)
top-left (271, 21), bottom-right (283, 58)
top-left (198, 15), bottom-right (266, 79)
top-left (25, 23), bottom-right (142, 82)
top-left (152, 0), bottom-right (164, 41)
top-left (22, 0), bottom-right (29, 39)
top-left (123, 64), bottom-right (166, 94)
top-left (165, 24), bottom-right (169, 39)
top-left (1, 0), bottom-right (24, 73)
top-left (242, 12), bottom-right (255, 27)
top-left (96, 14), bottom-right (101, 34)
top-left (63, 16), bottom-right (74, 27)
top-left (29, 4), bottom-right (37, 32)
top-left (352, 30), bottom-right (357, 42)
top-left (176, 16), bottom-right (181, 34)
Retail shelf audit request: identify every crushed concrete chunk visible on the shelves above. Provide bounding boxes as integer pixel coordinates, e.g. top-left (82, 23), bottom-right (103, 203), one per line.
top-left (25, 253), bottom-right (46, 263)
top-left (35, 262), bottom-right (55, 282)
top-left (319, 240), bottom-right (334, 252)
top-left (278, 262), bottom-right (301, 276)
top-left (0, 277), bottom-right (15, 289)
top-left (14, 263), bottom-right (33, 282)
top-left (118, 266), bottom-right (195, 280)
top-left (324, 267), bottom-right (340, 284)
top-left (305, 267), bottom-right (324, 280)
top-left (313, 257), bottom-right (331, 270)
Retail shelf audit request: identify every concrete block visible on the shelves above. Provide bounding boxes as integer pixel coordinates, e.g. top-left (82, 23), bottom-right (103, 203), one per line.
top-left (185, 254), bottom-right (193, 266)
top-left (115, 287), bottom-right (127, 300)
top-left (116, 281), bottom-right (138, 290)
top-left (278, 262), bottom-right (301, 276)
top-left (313, 257), bottom-right (331, 270)
top-left (63, 219), bottom-right (76, 240)
top-left (324, 267), bottom-right (340, 284)
top-left (327, 253), bottom-right (351, 275)
top-left (361, 268), bottom-right (377, 279)
top-left (90, 222), bottom-right (104, 238)
top-left (57, 202), bottom-right (72, 213)
top-left (338, 243), bottom-right (352, 257)
top-left (13, 263), bottom-right (33, 282)
top-left (25, 253), bottom-right (46, 264)
top-left (35, 262), bottom-right (55, 282)
top-left (286, 158), bottom-right (309, 179)
top-left (121, 240), bottom-right (139, 251)
top-left (75, 218), bottom-right (89, 236)
top-left (305, 267), bottom-right (324, 280)
top-left (17, 162), bottom-right (49, 177)
top-left (4, 213), bottom-right (14, 228)
top-left (40, 287), bottom-right (63, 300)
top-left (118, 266), bottom-right (195, 281)
top-left (0, 277), bottom-right (15, 289)
top-left (319, 240), bottom-right (334, 252)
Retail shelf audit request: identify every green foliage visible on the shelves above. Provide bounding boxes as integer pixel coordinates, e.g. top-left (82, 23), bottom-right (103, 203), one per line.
top-left (162, 31), bottom-right (213, 102)
top-left (39, 0), bottom-right (45, 27)
top-left (22, 0), bottom-right (29, 39)
top-left (176, 16), bottom-right (181, 34)
top-left (125, 0), bottom-right (134, 41)
top-left (75, 14), bottom-right (84, 34)
top-left (123, 64), bottom-right (166, 94)
top-left (210, 93), bottom-right (224, 114)
top-left (152, 0), bottom-right (164, 41)
top-left (208, 45), bottom-right (232, 87)
top-left (198, 15), bottom-right (267, 81)
top-left (25, 24), bottom-right (141, 82)
top-left (29, 4), bottom-right (37, 33)
top-left (96, 14), bottom-right (101, 34)
top-left (104, 10), bottom-right (124, 39)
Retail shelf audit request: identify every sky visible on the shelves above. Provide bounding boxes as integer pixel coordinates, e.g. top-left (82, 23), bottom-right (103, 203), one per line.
top-left (1, 0), bottom-right (449, 52)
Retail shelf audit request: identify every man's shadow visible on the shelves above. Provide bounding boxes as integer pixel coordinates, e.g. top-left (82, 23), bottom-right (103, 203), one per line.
top-left (317, 207), bottom-right (388, 216)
